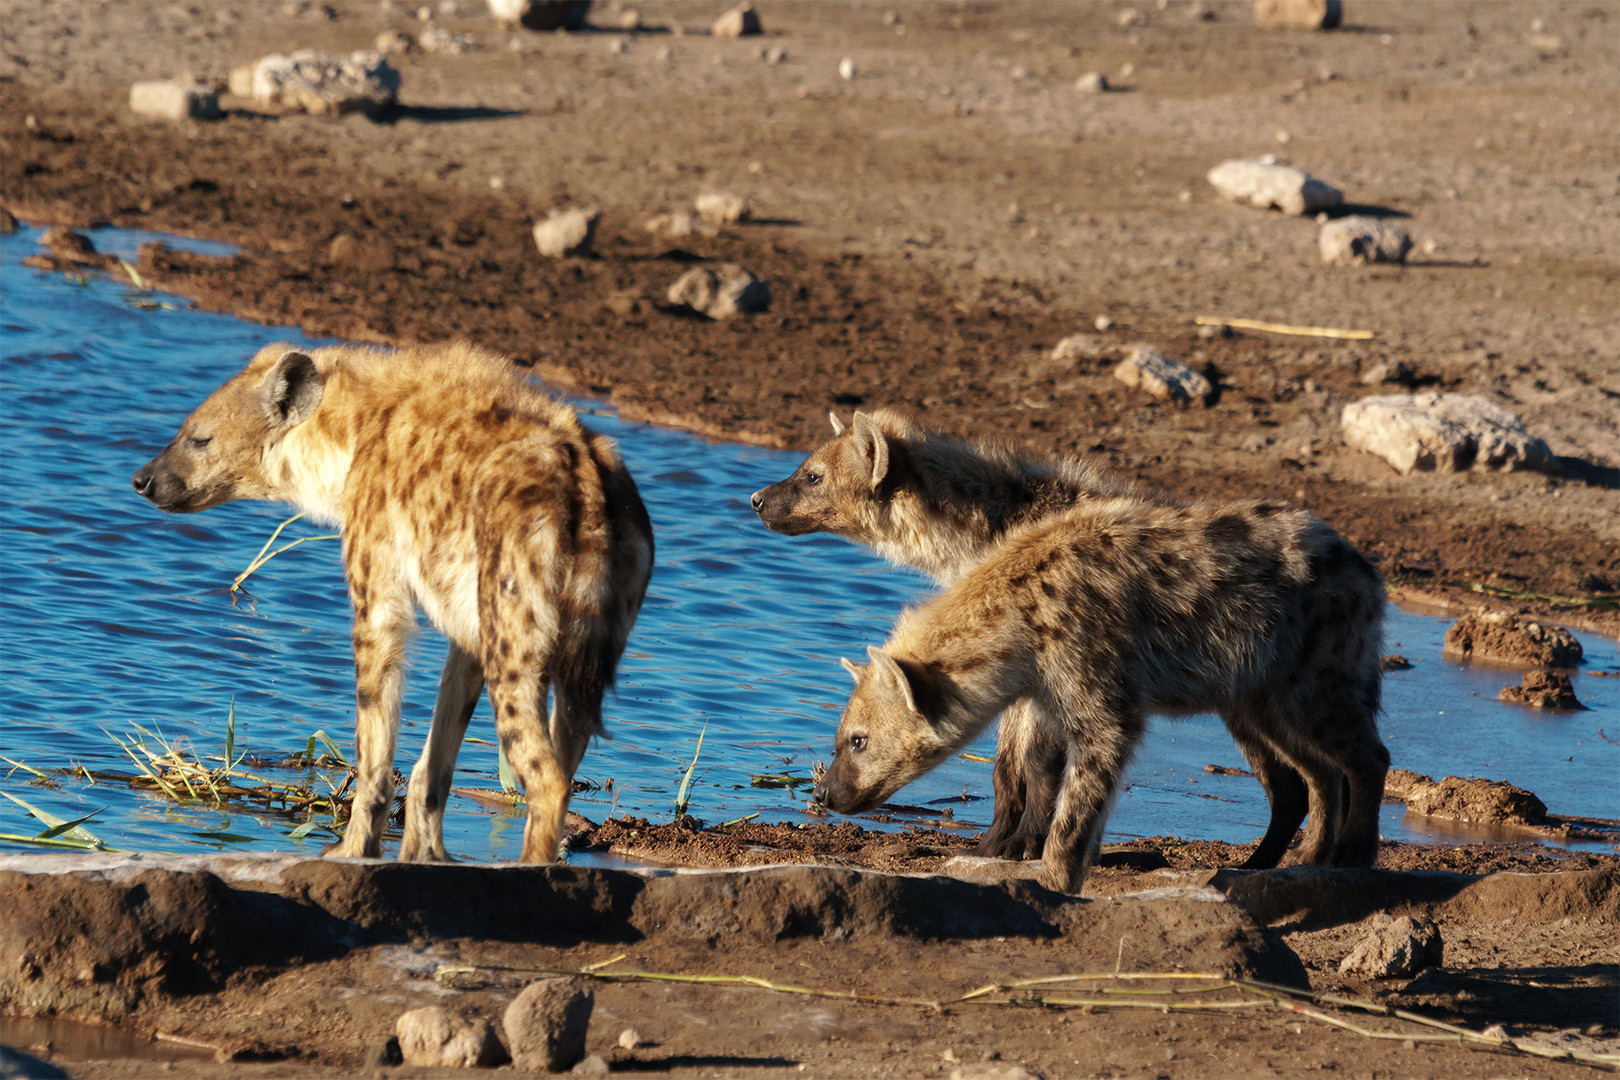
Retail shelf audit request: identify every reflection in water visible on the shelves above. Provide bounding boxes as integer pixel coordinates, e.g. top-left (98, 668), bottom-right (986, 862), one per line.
top-left (1, 226), bottom-right (1615, 861)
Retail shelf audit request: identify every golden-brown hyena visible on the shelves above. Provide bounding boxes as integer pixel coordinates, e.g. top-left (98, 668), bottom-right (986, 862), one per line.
top-left (813, 496), bottom-right (1389, 895)
top-left (133, 341), bottom-right (653, 864)
top-left (763, 410), bottom-right (1383, 870)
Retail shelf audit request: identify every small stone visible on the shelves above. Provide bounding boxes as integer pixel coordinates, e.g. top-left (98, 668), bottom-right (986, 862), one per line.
top-left (1380, 654), bottom-right (1411, 671)
top-left (643, 211), bottom-right (698, 239)
top-left (129, 80), bottom-right (222, 121)
top-left (504, 978), bottom-right (595, 1073)
top-left (839, 56), bottom-right (857, 80)
top-left (617, 1027), bottom-right (644, 1050)
top-left (573, 1054), bottom-right (611, 1075)
top-left (1320, 216), bottom-right (1413, 265)
top-left (1207, 158), bottom-right (1342, 215)
top-left (1113, 346), bottom-right (1212, 408)
top-left (607, 37), bottom-right (626, 52)
top-left (1050, 333), bottom-right (1109, 364)
top-left (396, 1006), bottom-right (506, 1068)
top-left (375, 28), bottom-right (417, 53)
top-left (533, 207), bottom-right (600, 258)
top-left (42, 228), bottom-right (99, 262)
top-left (618, 9), bottom-right (641, 30)
top-left (1074, 71), bottom-right (1108, 93)
top-left (1528, 33), bottom-right (1567, 54)
top-left (1499, 671), bottom-right (1584, 710)
top-left (245, 49), bottom-right (401, 116)
top-left (667, 263), bottom-right (771, 318)
top-left (421, 26), bottom-right (478, 52)
top-left (1093, 314), bottom-right (1114, 332)
top-left (1359, 360), bottom-right (1415, 386)
top-left (1341, 393), bottom-right (1553, 475)
top-left (1117, 8), bottom-right (1144, 27)
top-left (1339, 913), bottom-right (1442, 980)
top-left (1253, 0), bottom-right (1341, 30)
top-left (694, 191), bottom-right (751, 225)
top-left (489, 0), bottom-right (591, 30)
top-left (883, 9), bottom-right (900, 25)
top-left (327, 232), bottom-right (397, 272)
top-left (712, 2), bottom-right (761, 38)
top-left (0, 208), bottom-right (18, 235)
top-left (948, 1064), bottom-right (1044, 1080)
top-left (765, 44), bottom-right (786, 64)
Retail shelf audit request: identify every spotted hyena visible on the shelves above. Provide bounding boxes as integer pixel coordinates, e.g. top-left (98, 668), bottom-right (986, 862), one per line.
top-left (132, 341), bottom-right (653, 864)
top-left (812, 496), bottom-right (1390, 894)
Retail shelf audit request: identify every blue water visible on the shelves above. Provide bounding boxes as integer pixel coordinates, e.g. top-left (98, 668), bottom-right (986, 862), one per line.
top-left (1, 226), bottom-right (1615, 862)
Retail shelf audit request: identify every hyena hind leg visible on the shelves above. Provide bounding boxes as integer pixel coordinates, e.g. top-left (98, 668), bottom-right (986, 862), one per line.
top-left (974, 700), bottom-right (1062, 861)
top-left (1222, 720), bottom-right (1309, 871)
top-left (400, 642), bottom-right (486, 863)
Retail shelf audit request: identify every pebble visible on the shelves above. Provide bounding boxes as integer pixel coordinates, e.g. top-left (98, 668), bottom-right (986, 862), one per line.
top-left (1319, 216), bottom-right (1413, 265)
top-left (1113, 345), bottom-right (1212, 408)
top-left (1339, 913), bottom-right (1442, 980)
top-left (395, 1006), bottom-right (506, 1068)
top-left (573, 1055), bottom-right (611, 1075)
top-left (618, 1027), bottom-right (645, 1050)
top-left (241, 49), bottom-right (401, 116)
top-left (694, 190), bottom-right (751, 226)
top-left (420, 26), bottom-right (477, 52)
top-left (643, 211), bottom-right (699, 239)
top-left (1359, 359), bottom-right (1415, 386)
top-left (1207, 157), bottom-right (1342, 215)
top-left (1093, 314), bottom-right (1114, 332)
top-left (0, 208), bottom-right (18, 235)
top-left (1340, 392), bottom-right (1553, 475)
top-left (1253, 0), bottom-right (1342, 30)
top-left (504, 978), bottom-right (595, 1073)
top-left (533, 206), bottom-right (600, 258)
top-left (374, 28), bottom-right (416, 53)
top-left (765, 45), bottom-right (786, 64)
top-left (667, 263), bottom-right (771, 318)
top-left (712, 2), bottom-right (762, 38)
top-left (839, 56), bottom-right (858, 80)
top-left (129, 80), bottom-right (221, 121)
top-left (1074, 71), bottom-right (1108, 93)
top-left (1049, 333), bottom-right (1109, 364)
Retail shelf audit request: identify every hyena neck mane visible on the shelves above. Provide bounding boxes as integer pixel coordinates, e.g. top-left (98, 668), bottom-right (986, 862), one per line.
top-left (883, 615), bottom-right (1031, 753)
top-left (874, 417), bottom-right (1131, 584)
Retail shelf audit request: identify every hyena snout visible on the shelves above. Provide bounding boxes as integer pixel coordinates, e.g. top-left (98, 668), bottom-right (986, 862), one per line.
top-left (132, 453), bottom-right (184, 511)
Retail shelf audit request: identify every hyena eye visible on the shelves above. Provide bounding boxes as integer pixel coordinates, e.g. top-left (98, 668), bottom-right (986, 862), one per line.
top-left (186, 435), bottom-right (213, 450)
top-left (803, 471), bottom-right (822, 486)
top-left (849, 734), bottom-right (867, 752)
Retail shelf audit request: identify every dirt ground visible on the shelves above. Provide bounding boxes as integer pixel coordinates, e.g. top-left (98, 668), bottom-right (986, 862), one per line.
top-left (2, 0), bottom-right (1618, 1076)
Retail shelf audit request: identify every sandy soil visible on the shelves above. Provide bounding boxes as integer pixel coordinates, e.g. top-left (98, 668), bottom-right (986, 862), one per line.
top-left (2, 1), bottom-right (1618, 1076)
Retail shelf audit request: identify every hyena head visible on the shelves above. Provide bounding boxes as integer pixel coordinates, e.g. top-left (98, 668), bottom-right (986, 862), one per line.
top-left (132, 346), bottom-right (325, 514)
top-left (813, 646), bottom-right (952, 815)
top-left (750, 410), bottom-right (907, 540)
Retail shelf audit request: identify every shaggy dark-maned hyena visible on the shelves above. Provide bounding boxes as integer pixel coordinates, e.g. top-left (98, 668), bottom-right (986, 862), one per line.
top-left (760, 410), bottom-right (1384, 870)
top-left (132, 342), bottom-right (653, 864)
top-left (811, 496), bottom-right (1389, 894)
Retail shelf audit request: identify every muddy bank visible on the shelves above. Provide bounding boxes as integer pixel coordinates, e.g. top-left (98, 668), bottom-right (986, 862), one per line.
top-left (2, 849), bottom-right (1617, 1077)
top-left (2, 0), bottom-right (1618, 634)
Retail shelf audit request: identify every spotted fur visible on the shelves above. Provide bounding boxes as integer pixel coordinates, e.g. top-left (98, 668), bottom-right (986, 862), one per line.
top-left (133, 341), bottom-right (653, 864)
top-left (813, 496), bottom-right (1389, 894)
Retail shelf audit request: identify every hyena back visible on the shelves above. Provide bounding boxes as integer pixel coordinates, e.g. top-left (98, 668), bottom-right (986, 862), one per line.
top-left (812, 497), bottom-right (1389, 894)
top-left (132, 341), bottom-right (653, 863)
top-left (752, 409), bottom-right (1134, 861)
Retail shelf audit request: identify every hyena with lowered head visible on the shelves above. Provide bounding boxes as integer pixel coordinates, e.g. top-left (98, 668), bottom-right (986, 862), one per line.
top-left (752, 409), bottom-right (1135, 862)
top-left (761, 410), bottom-right (1387, 869)
top-left (132, 341), bottom-right (653, 864)
top-left (812, 496), bottom-right (1390, 895)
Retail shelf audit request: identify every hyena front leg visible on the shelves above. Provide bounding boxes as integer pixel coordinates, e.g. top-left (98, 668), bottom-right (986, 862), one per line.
top-left (399, 642), bottom-right (485, 862)
top-left (329, 585), bottom-right (414, 859)
top-left (1038, 715), bottom-right (1143, 894)
top-left (975, 699), bottom-right (1066, 861)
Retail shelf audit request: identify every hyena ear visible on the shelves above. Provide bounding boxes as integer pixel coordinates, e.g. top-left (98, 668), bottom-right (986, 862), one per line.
top-left (827, 411), bottom-right (845, 437)
top-left (849, 411), bottom-right (891, 491)
top-left (864, 646), bottom-right (924, 717)
top-left (263, 350), bottom-right (324, 428)
top-left (839, 656), bottom-right (864, 682)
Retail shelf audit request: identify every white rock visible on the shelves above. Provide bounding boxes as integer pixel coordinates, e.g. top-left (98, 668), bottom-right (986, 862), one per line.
top-left (694, 191), bottom-right (750, 225)
top-left (247, 50), bottom-right (401, 116)
top-left (1339, 913), bottom-right (1442, 979)
top-left (643, 211), bottom-right (699, 239)
top-left (1319, 217), bottom-right (1413, 265)
top-left (129, 81), bottom-right (221, 121)
top-left (1074, 71), bottom-right (1109, 93)
top-left (1207, 158), bottom-right (1342, 215)
top-left (617, 1028), bottom-right (644, 1050)
top-left (667, 263), bottom-right (771, 318)
top-left (395, 1006), bottom-right (505, 1068)
top-left (1253, 0), bottom-right (1342, 30)
top-left (1341, 393), bottom-right (1554, 475)
top-left (712, 2), bottom-right (762, 38)
top-left (765, 44), bottom-right (786, 64)
top-left (488, 0), bottom-right (591, 30)
top-left (1113, 346), bottom-right (1212, 407)
top-left (1050, 334), bottom-right (1110, 364)
top-left (839, 56), bottom-right (857, 80)
top-left (533, 207), bottom-right (600, 258)
top-left (1093, 314), bottom-right (1114, 332)
top-left (420, 26), bottom-right (478, 52)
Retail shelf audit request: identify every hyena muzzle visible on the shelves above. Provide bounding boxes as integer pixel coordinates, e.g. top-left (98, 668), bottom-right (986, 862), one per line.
top-left (132, 341), bottom-right (653, 864)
